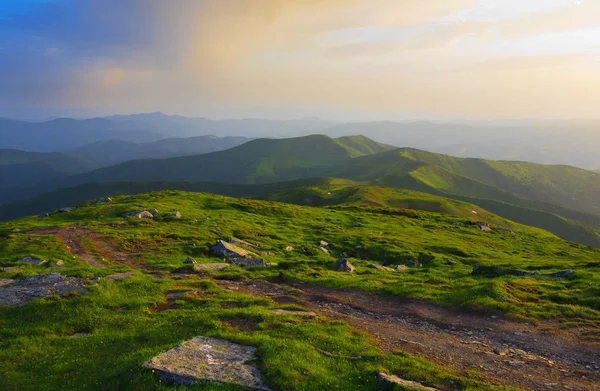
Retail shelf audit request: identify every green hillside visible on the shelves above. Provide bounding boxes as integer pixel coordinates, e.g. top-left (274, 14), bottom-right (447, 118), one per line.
top-left (4, 135), bottom-right (600, 248)
top-left (0, 149), bottom-right (100, 188)
top-left (393, 148), bottom-right (600, 216)
top-left (333, 135), bottom-right (396, 157)
top-left (2, 190), bottom-right (599, 390)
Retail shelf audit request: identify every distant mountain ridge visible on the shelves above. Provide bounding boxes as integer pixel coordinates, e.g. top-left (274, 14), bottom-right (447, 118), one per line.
top-left (3, 113), bottom-right (600, 169)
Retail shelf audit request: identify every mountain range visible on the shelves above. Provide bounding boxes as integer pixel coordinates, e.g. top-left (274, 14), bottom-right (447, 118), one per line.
top-left (2, 133), bottom-right (600, 248)
top-left (3, 112), bottom-right (600, 169)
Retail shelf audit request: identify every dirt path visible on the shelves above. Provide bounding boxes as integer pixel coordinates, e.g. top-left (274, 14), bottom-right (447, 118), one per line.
top-left (30, 224), bottom-right (143, 268)
top-left (217, 279), bottom-right (600, 391)
top-left (25, 225), bottom-right (600, 390)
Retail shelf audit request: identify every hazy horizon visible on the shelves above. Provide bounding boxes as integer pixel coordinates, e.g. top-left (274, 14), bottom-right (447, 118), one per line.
top-left (2, 1), bottom-right (599, 121)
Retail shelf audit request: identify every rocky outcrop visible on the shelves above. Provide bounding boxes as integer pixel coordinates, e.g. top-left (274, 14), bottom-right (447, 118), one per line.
top-left (212, 240), bottom-right (250, 259)
top-left (336, 258), bottom-right (355, 272)
top-left (0, 273), bottom-right (91, 306)
top-left (144, 336), bottom-right (271, 390)
top-left (18, 256), bottom-right (47, 266)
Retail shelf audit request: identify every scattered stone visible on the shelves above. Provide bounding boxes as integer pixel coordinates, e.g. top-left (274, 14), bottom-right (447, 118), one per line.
top-left (95, 197), bottom-right (113, 204)
top-left (55, 260), bottom-right (64, 266)
top-left (336, 258), bottom-right (355, 273)
top-left (12, 228), bottom-right (21, 232)
top-left (319, 240), bottom-right (330, 249)
top-left (38, 213), bottom-right (50, 218)
top-left (0, 279), bottom-right (15, 288)
top-left (212, 240), bottom-right (251, 259)
top-left (123, 210), bottom-right (155, 219)
top-left (171, 210), bottom-right (182, 219)
top-left (368, 263), bottom-right (395, 272)
top-left (319, 247), bottom-right (330, 255)
top-left (106, 272), bottom-right (135, 281)
top-left (230, 258), bottom-right (266, 268)
top-left (0, 273), bottom-right (91, 306)
top-left (193, 263), bottom-right (230, 272)
top-left (408, 261), bottom-right (422, 268)
top-left (262, 251), bottom-right (275, 256)
top-left (70, 332), bottom-right (89, 338)
top-left (229, 237), bottom-right (261, 249)
top-left (396, 265), bottom-right (409, 271)
top-left (494, 348), bottom-right (508, 356)
top-left (57, 207), bottom-right (74, 213)
top-left (147, 209), bottom-right (160, 217)
top-left (271, 309), bottom-right (316, 316)
top-left (3, 267), bottom-right (21, 273)
top-left (184, 256), bottom-right (197, 264)
top-left (476, 222), bottom-right (492, 232)
top-left (377, 373), bottom-right (438, 391)
top-left (284, 246), bottom-right (294, 251)
top-left (18, 256), bottom-right (47, 266)
top-left (144, 336), bottom-right (271, 390)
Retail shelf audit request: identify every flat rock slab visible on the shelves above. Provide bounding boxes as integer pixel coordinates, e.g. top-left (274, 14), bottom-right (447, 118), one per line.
top-left (144, 336), bottom-right (270, 390)
top-left (193, 263), bottom-right (230, 272)
top-left (106, 272), bottom-right (135, 281)
top-left (0, 279), bottom-right (15, 288)
top-left (0, 273), bottom-right (90, 306)
top-left (271, 309), bottom-right (316, 316)
top-left (18, 256), bottom-right (47, 266)
top-left (377, 373), bottom-right (438, 391)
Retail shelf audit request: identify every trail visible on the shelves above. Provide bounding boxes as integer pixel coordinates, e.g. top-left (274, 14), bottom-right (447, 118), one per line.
top-left (217, 279), bottom-right (600, 391)
top-left (26, 224), bottom-right (600, 390)
top-left (29, 224), bottom-right (143, 269)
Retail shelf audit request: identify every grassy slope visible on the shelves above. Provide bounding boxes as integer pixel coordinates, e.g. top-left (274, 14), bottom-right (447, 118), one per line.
top-left (395, 148), bottom-right (600, 216)
top-left (333, 135), bottom-right (397, 157)
top-left (0, 149), bottom-right (99, 174)
top-left (1, 191), bottom-right (565, 390)
top-left (0, 149), bottom-right (101, 188)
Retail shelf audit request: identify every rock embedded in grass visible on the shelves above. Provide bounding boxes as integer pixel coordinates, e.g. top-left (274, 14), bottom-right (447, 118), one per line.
top-left (377, 373), bottom-right (438, 391)
top-left (184, 256), bottom-right (197, 264)
top-left (337, 258), bottom-right (355, 272)
top-left (144, 336), bottom-right (271, 390)
top-left (0, 273), bottom-right (91, 306)
top-left (193, 263), bottom-right (230, 272)
top-left (368, 263), bottom-right (395, 272)
top-left (18, 256), bottom-right (47, 266)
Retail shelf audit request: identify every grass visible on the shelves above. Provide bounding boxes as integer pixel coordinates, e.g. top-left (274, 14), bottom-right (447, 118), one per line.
top-left (2, 190), bottom-right (599, 389)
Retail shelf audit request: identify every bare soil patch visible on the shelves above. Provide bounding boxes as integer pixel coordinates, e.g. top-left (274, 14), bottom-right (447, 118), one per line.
top-left (29, 225), bottom-right (144, 269)
top-left (217, 279), bottom-right (600, 391)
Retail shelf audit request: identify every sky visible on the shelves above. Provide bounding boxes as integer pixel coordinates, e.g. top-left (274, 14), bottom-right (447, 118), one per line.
top-left (0, 0), bottom-right (599, 120)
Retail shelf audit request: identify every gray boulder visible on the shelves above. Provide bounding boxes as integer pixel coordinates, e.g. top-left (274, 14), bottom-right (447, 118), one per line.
top-left (184, 257), bottom-right (197, 264)
top-left (95, 197), bottom-right (113, 204)
top-left (336, 259), bottom-right (355, 272)
top-left (144, 336), bottom-right (271, 390)
top-left (123, 210), bottom-right (154, 219)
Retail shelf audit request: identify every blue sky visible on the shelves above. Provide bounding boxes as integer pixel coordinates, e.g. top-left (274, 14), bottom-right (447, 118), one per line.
top-left (1, 0), bottom-right (599, 120)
